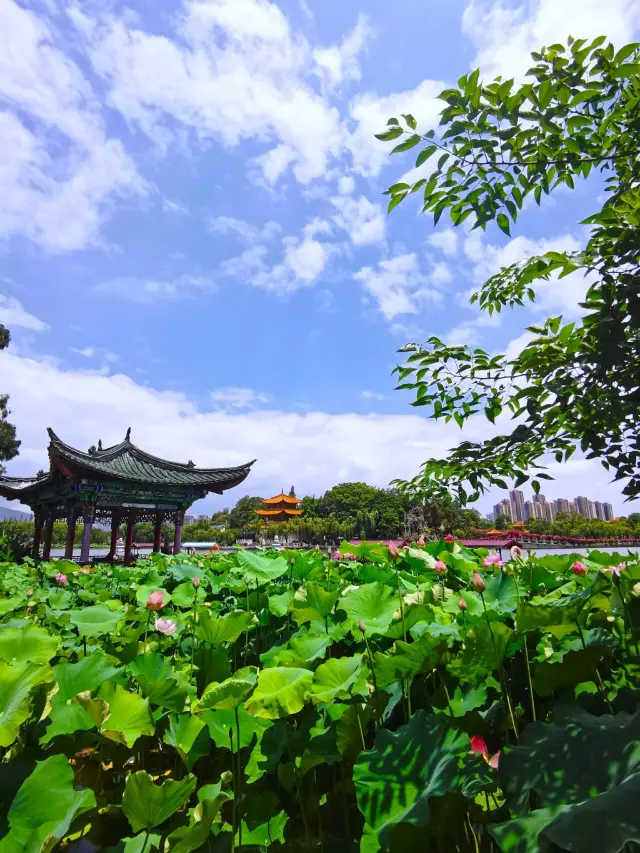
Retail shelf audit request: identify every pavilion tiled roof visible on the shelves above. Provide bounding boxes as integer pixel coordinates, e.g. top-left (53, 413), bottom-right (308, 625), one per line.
top-left (256, 508), bottom-right (303, 517)
top-left (260, 492), bottom-right (300, 505)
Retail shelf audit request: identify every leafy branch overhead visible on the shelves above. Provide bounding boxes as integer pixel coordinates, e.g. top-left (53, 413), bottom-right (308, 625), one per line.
top-left (378, 37), bottom-right (640, 503)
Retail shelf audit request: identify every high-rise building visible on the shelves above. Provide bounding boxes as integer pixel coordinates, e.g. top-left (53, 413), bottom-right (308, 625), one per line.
top-left (603, 503), bottom-right (614, 521)
top-left (569, 501), bottom-right (577, 514)
top-left (543, 503), bottom-right (555, 523)
top-left (524, 501), bottom-right (544, 520)
top-left (509, 489), bottom-right (525, 522)
top-left (493, 499), bottom-right (514, 521)
top-left (594, 502), bottom-right (605, 520)
top-left (533, 493), bottom-right (547, 504)
top-left (554, 498), bottom-right (570, 514)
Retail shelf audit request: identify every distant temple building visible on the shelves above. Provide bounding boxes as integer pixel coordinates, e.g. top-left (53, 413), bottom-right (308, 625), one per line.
top-left (255, 487), bottom-right (302, 524)
top-left (0, 428), bottom-right (254, 562)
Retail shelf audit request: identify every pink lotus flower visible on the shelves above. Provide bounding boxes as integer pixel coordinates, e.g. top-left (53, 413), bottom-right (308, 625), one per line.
top-left (55, 572), bottom-right (68, 586)
top-left (358, 619), bottom-right (367, 634)
top-left (388, 542), bottom-right (399, 559)
top-left (435, 560), bottom-right (447, 574)
top-left (470, 735), bottom-right (500, 769)
top-left (332, 550), bottom-right (341, 560)
top-left (602, 563), bottom-right (626, 576)
top-left (155, 618), bottom-right (178, 635)
top-left (572, 561), bottom-right (588, 577)
top-left (483, 554), bottom-right (504, 569)
top-left (146, 590), bottom-right (164, 611)
top-left (444, 534), bottom-right (454, 542)
top-left (417, 537), bottom-right (425, 546)
top-left (192, 576), bottom-right (200, 588)
top-left (471, 571), bottom-right (486, 593)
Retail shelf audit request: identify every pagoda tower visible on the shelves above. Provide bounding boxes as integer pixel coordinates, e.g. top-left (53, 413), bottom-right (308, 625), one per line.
top-left (255, 487), bottom-right (302, 524)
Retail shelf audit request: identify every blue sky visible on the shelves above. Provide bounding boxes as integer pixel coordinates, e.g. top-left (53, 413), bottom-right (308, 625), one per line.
top-left (1, 0), bottom-right (639, 516)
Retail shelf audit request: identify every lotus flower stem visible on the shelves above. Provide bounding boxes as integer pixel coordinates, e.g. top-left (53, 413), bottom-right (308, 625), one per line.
top-left (143, 611), bottom-right (152, 652)
top-left (512, 571), bottom-right (536, 721)
top-left (235, 706), bottom-right (243, 849)
top-left (480, 594), bottom-right (518, 739)
top-left (575, 621), bottom-right (613, 713)
top-left (140, 831), bottom-right (151, 853)
top-left (230, 728), bottom-right (237, 853)
top-left (356, 705), bottom-right (367, 751)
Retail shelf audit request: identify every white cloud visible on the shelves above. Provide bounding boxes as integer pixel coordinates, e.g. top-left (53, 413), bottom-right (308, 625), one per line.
top-left (0, 296), bottom-right (48, 331)
top-left (346, 78), bottom-right (445, 177)
top-left (210, 387), bottom-right (270, 410)
top-left (0, 0), bottom-right (144, 251)
top-left (354, 253), bottom-right (442, 321)
top-left (163, 199), bottom-right (189, 215)
top-left (96, 274), bottom-right (216, 303)
top-left (331, 195), bottom-right (386, 245)
top-left (361, 390), bottom-right (385, 401)
top-left (69, 346), bottom-right (119, 363)
top-left (0, 347), bottom-right (627, 514)
top-left (464, 0), bottom-right (640, 80)
top-left (209, 216), bottom-right (280, 243)
top-left (428, 228), bottom-right (458, 257)
top-left (337, 175), bottom-right (355, 195)
top-left (313, 14), bottom-right (370, 89)
top-left (76, 0), bottom-right (345, 185)
top-left (70, 347), bottom-right (95, 358)
top-left (429, 261), bottom-right (453, 286)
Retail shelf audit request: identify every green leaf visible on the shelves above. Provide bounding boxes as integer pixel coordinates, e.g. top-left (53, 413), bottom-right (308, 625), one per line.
top-left (0, 754), bottom-right (96, 853)
top-left (391, 134), bottom-right (421, 153)
top-left (196, 609), bottom-right (256, 646)
top-left (194, 666), bottom-right (258, 711)
top-left (483, 573), bottom-right (518, 616)
top-left (53, 651), bottom-right (121, 701)
top-left (122, 771), bottom-right (197, 833)
top-left (353, 711), bottom-right (469, 849)
top-left (163, 713), bottom-right (208, 768)
top-left (0, 661), bottom-right (52, 747)
top-left (268, 589), bottom-right (294, 617)
top-left (309, 655), bottom-right (362, 703)
top-left (292, 582), bottom-right (340, 626)
top-left (497, 213), bottom-right (511, 235)
top-left (244, 667), bottom-right (313, 719)
top-left (516, 586), bottom-right (592, 632)
top-left (165, 794), bottom-right (230, 853)
top-left (374, 127), bottom-right (403, 141)
top-left (448, 621), bottom-right (513, 684)
top-left (98, 682), bottom-right (155, 747)
top-left (69, 604), bottom-right (124, 637)
top-left (0, 625), bottom-right (59, 664)
top-left (339, 582), bottom-right (399, 636)
top-left (235, 549), bottom-right (289, 585)
top-left (373, 634), bottom-right (446, 689)
top-left (202, 704), bottom-right (271, 752)
top-left (611, 62), bottom-right (640, 77)
top-left (416, 145), bottom-right (437, 167)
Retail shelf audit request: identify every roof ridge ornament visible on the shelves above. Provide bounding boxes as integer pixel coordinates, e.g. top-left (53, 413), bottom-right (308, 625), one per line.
top-left (98, 439), bottom-right (103, 451)
top-left (125, 427), bottom-right (131, 441)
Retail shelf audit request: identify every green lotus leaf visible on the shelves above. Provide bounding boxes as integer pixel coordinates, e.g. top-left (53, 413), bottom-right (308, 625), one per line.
top-left (202, 704), bottom-right (272, 752)
top-left (170, 582), bottom-right (205, 608)
top-left (353, 710), bottom-right (469, 849)
top-left (120, 834), bottom-right (162, 853)
top-left (163, 713), bottom-right (209, 768)
top-left (122, 771), bottom-right (197, 833)
top-left (196, 609), bottom-right (256, 646)
top-left (338, 582), bottom-right (398, 636)
top-left (336, 703), bottom-right (372, 758)
top-left (373, 634), bottom-right (446, 689)
top-left (69, 604), bottom-right (124, 637)
top-left (98, 682), bottom-right (155, 747)
top-left (53, 650), bottom-right (121, 701)
top-left (237, 808), bottom-right (288, 848)
top-left (0, 625), bottom-right (59, 664)
top-left (165, 794), bottom-right (230, 853)
top-left (235, 549), bottom-right (289, 584)
top-left (0, 596), bottom-right (25, 616)
top-left (448, 621), bottom-right (514, 685)
top-left (0, 754), bottom-right (96, 853)
top-left (194, 666), bottom-right (258, 711)
top-left (268, 589), bottom-right (294, 617)
top-left (41, 701), bottom-right (97, 743)
top-left (310, 655), bottom-right (363, 703)
top-left (0, 661), bottom-right (52, 747)
top-left (260, 631), bottom-right (330, 668)
top-left (442, 589), bottom-right (483, 619)
top-left (245, 667), bottom-right (313, 719)
top-left (128, 652), bottom-right (174, 684)
top-left (291, 582), bottom-right (340, 625)
top-left (482, 573), bottom-right (519, 616)
top-left (516, 585), bottom-right (593, 632)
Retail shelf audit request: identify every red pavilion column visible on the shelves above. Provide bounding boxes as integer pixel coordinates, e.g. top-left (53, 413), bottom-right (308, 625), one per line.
top-left (64, 508), bottom-right (77, 559)
top-left (80, 502), bottom-right (94, 564)
top-left (124, 511), bottom-right (135, 562)
top-left (173, 509), bottom-right (185, 555)
top-left (42, 512), bottom-right (54, 561)
top-left (32, 509), bottom-right (43, 560)
top-left (153, 512), bottom-right (163, 553)
top-left (107, 511), bottom-right (121, 561)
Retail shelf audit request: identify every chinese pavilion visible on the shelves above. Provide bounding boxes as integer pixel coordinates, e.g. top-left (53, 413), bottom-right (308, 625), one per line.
top-left (0, 428), bottom-right (255, 562)
top-left (255, 490), bottom-right (302, 524)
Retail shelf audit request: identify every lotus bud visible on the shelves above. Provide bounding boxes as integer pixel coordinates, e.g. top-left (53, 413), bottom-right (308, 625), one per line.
top-left (435, 560), bottom-right (447, 574)
top-left (26, 588), bottom-right (33, 597)
top-left (572, 561), bottom-right (588, 577)
top-left (388, 542), bottom-right (399, 559)
top-left (55, 572), bottom-right (68, 586)
top-left (290, 558), bottom-right (295, 565)
top-left (146, 590), bottom-right (164, 611)
top-left (471, 571), bottom-right (486, 593)
top-left (358, 618), bottom-right (367, 634)
top-left (314, 544), bottom-right (320, 551)
top-left (192, 576), bottom-right (200, 588)
top-left (458, 596), bottom-right (468, 611)
top-left (444, 534), bottom-right (454, 542)
top-left (417, 537), bottom-right (425, 546)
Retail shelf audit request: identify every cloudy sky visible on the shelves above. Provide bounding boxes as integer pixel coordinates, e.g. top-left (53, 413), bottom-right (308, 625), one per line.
top-left (1, 0), bottom-right (639, 516)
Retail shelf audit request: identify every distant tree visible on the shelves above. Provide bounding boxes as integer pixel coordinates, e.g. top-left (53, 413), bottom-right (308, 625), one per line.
top-left (0, 326), bottom-right (19, 473)
top-left (289, 485), bottom-right (296, 497)
top-left (229, 496), bottom-right (264, 530)
top-left (211, 509), bottom-right (230, 526)
top-left (299, 496), bottom-right (320, 518)
top-left (527, 519), bottom-right (550, 534)
top-left (494, 514), bottom-right (511, 531)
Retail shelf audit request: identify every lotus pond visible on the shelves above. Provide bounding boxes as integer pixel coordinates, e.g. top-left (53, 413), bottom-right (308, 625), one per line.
top-left (0, 541), bottom-right (639, 853)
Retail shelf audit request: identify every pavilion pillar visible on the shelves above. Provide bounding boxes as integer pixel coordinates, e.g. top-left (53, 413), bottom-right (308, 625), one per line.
top-left (124, 511), bottom-right (135, 562)
top-left (64, 508), bottom-right (77, 560)
top-left (32, 509), bottom-right (43, 560)
top-left (80, 502), bottom-right (94, 564)
top-left (153, 512), bottom-right (163, 553)
top-left (107, 511), bottom-right (121, 561)
top-left (42, 512), bottom-right (54, 561)
top-left (173, 509), bottom-right (185, 555)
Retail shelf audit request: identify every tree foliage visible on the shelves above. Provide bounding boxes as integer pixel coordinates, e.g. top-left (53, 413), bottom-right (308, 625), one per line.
top-left (0, 326), bottom-right (19, 474)
top-left (378, 37), bottom-right (640, 503)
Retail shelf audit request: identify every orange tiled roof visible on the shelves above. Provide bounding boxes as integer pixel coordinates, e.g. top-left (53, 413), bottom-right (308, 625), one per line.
top-left (261, 492), bottom-right (300, 505)
top-left (256, 508), bottom-right (302, 517)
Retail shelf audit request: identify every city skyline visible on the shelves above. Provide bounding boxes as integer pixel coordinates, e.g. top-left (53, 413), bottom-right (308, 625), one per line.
top-left (492, 490), bottom-right (614, 525)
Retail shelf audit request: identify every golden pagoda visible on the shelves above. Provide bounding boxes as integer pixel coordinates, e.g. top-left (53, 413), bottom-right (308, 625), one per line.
top-left (255, 487), bottom-right (302, 523)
